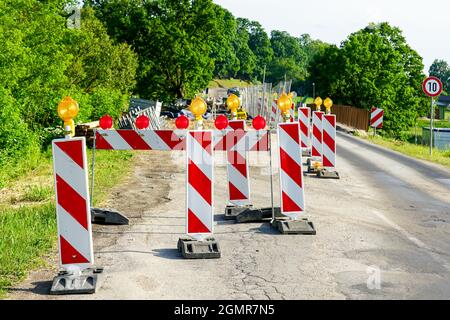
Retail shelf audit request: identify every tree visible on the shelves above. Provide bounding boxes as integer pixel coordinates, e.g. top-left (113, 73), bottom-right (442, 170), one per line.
top-left (267, 30), bottom-right (308, 86)
top-left (234, 18), bottom-right (257, 81)
top-left (246, 20), bottom-right (273, 81)
top-left (307, 44), bottom-right (342, 97)
top-left (66, 7), bottom-right (138, 95)
top-left (0, 0), bottom-right (137, 175)
top-left (210, 6), bottom-right (239, 78)
top-left (297, 34), bottom-right (331, 94)
top-left (309, 22), bottom-right (426, 137)
top-left (429, 59), bottom-right (450, 94)
top-left (88, 0), bottom-right (226, 101)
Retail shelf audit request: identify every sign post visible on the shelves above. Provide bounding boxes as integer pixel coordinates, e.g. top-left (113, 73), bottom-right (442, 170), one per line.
top-left (422, 76), bottom-right (443, 155)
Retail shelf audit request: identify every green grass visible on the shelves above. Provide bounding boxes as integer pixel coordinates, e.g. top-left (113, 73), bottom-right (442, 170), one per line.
top-left (0, 150), bottom-right (47, 189)
top-left (361, 133), bottom-right (450, 169)
top-left (89, 150), bottom-right (134, 206)
top-left (20, 185), bottom-right (53, 203)
top-left (208, 78), bottom-right (256, 89)
top-left (293, 96), bottom-right (314, 104)
top-left (0, 204), bottom-right (56, 294)
top-left (416, 119), bottom-right (450, 129)
top-left (0, 148), bottom-right (134, 297)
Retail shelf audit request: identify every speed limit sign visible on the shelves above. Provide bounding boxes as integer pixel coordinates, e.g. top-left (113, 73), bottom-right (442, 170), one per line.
top-left (423, 76), bottom-right (443, 97)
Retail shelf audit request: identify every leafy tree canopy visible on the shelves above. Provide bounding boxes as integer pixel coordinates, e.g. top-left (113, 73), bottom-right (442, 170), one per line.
top-left (429, 59), bottom-right (450, 94)
top-left (309, 22), bottom-right (426, 137)
top-left (88, 0), bottom-right (227, 100)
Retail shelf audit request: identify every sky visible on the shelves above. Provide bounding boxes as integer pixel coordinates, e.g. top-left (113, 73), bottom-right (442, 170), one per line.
top-left (214, 0), bottom-right (450, 72)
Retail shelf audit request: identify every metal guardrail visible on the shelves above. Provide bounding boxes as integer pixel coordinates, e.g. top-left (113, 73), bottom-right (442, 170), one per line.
top-left (118, 101), bottom-right (166, 130)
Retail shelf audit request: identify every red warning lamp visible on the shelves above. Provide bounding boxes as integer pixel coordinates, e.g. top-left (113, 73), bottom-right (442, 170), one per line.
top-left (214, 115), bottom-right (229, 130)
top-left (99, 114), bottom-right (113, 130)
top-left (175, 115), bottom-right (190, 130)
top-left (135, 115), bottom-right (150, 130)
top-left (252, 115), bottom-right (266, 130)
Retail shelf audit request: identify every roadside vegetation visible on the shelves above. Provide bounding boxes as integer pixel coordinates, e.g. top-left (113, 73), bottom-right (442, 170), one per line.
top-left (208, 79), bottom-right (255, 89)
top-left (356, 119), bottom-right (450, 169)
top-left (0, 150), bottom-right (133, 298)
top-left (2, 0), bottom-right (449, 298)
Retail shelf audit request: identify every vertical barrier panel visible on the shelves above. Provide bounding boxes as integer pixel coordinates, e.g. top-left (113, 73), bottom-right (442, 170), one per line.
top-left (227, 120), bottom-right (251, 206)
top-left (186, 131), bottom-right (214, 237)
top-left (298, 107), bottom-right (311, 149)
top-left (52, 137), bottom-right (94, 270)
top-left (290, 104), bottom-right (296, 122)
top-left (322, 114), bottom-right (337, 169)
top-left (270, 100), bottom-right (280, 127)
top-left (312, 111), bottom-right (324, 158)
top-left (277, 123), bottom-right (305, 219)
top-left (370, 107), bottom-right (384, 129)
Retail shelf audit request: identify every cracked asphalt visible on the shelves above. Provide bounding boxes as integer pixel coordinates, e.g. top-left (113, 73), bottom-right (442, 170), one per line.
top-left (9, 130), bottom-right (450, 299)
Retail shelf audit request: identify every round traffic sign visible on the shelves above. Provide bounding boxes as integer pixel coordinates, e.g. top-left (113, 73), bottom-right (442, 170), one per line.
top-left (423, 76), bottom-right (443, 97)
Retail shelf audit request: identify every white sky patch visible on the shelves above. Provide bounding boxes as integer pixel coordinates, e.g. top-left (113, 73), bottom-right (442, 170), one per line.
top-left (213, 0), bottom-right (450, 72)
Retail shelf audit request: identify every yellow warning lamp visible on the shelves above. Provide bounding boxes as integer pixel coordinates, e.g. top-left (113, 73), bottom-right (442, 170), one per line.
top-left (189, 96), bottom-right (207, 129)
top-left (313, 160), bottom-right (322, 170)
top-left (277, 92), bottom-right (292, 122)
top-left (226, 94), bottom-right (240, 119)
top-left (324, 97), bottom-right (333, 114)
top-left (57, 96), bottom-right (79, 137)
top-left (314, 96), bottom-right (323, 112)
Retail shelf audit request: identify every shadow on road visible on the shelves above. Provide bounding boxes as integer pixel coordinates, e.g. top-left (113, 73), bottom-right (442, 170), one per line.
top-left (97, 250), bottom-right (154, 255)
top-left (152, 248), bottom-right (183, 260)
top-left (8, 281), bottom-right (52, 296)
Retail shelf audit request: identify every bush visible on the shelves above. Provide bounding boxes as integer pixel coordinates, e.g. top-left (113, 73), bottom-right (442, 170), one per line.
top-left (89, 88), bottom-right (129, 121)
top-left (0, 88), bottom-right (41, 186)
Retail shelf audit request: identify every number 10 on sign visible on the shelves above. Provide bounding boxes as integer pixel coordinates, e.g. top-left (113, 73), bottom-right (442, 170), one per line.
top-left (422, 76), bottom-right (443, 155)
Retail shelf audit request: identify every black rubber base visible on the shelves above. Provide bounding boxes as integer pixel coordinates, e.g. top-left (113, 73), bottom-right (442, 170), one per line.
top-left (271, 218), bottom-right (316, 235)
top-left (317, 169), bottom-right (340, 179)
top-left (50, 267), bottom-right (103, 295)
top-left (177, 237), bottom-right (221, 259)
top-left (236, 207), bottom-right (282, 223)
top-left (91, 208), bottom-right (129, 225)
top-left (224, 205), bottom-right (253, 220)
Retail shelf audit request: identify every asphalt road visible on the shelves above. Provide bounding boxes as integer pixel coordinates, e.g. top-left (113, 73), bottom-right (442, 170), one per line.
top-left (9, 130), bottom-right (450, 299)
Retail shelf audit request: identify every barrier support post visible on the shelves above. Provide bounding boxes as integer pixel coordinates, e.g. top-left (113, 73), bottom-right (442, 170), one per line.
top-left (224, 120), bottom-right (254, 219)
top-left (271, 94), bottom-right (316, 235)
top-left (177, 130), bottom-right (221, 259)
top-left (50, 135), bottom-right (103, 294)
top-left (317, 98), bottom-right (340, 179)
top-left (318, 113), bottom-right (340, 179)
top-left (233, 129), bottom-right (282, 223)
top-left (90, 128), bottom-right (130, 226)
top-left (299, 106), bottom-right (312, 157)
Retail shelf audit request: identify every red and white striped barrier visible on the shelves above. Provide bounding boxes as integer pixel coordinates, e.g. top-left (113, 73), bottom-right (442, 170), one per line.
top-left (311, 111), bottom-right (324, 159)
top-left (226, 120), bottom-right (251, 206)
top-left (289, 104), bottom-right (296, 122)
top-left (277, 123), bottom-right (305, 219)
top-left (96, 129), bottom-right (269, 152)
top-left (298, 107), bottom-right (311, 150)
top-left (52, 137), bottom-right (94, 271)
top-left (370, 107), bottom-right (384, 129)
top-left (95, 130), bottom-right (185, 151)
top-left (270, 100), bottom-right (280, 126)
top-left (322, 114), bottom-right (337, 169)
top-left (186, 131), bottom-right (214, 238)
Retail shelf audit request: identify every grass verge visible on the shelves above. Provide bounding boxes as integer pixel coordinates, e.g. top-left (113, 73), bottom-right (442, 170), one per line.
top-left (359, 133), bottom-right (450, 169)
top-left (0, 149), bottom-right (134, 297)
top-left (208, 78), bottom-right (256, 89)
